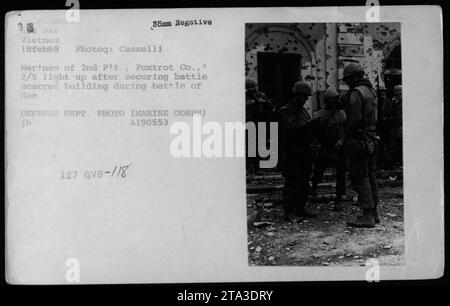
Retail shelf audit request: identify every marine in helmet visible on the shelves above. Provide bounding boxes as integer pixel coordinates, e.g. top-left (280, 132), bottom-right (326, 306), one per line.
top-left (245, 77), bottom-right (274, 122)
top-left (245, 77), bottom-right (275, 173)
top-left (384, 85), bottom-right (403, 168)
top-left (245, 77), bottom-right (258, 90)
top-left (310, 88), bottom-right (347, 211)
top-left (376, 82), bottom-right (389, 169)
top-left (246, 77), bottom-right (258, 122)
top-left (337, 62), bottom-right (380, 228)
top-left (279, 81), bottom-right (319, 222)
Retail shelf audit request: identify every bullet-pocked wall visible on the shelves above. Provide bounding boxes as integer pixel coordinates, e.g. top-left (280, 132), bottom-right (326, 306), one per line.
top-left (245, 23), bottom-right (328, 113)
top-left (245, 23), bottom-right (401, 114)
top-left (337, 23), bottom-right (401, 90)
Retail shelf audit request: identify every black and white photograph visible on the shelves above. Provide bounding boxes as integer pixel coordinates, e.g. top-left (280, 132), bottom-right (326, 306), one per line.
top-left (3, 3), bottom-right (444, 286)
top-left (246, 22), bottom-right (404, 266)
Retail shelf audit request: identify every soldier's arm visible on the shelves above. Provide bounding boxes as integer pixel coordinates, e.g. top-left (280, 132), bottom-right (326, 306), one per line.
top-left (339, 110), bottom-right (347, 122)
top-left (280, 109), bottom-right (309, 131)
top-left (278, 109), bottom-right (294, 152)
top-left (336, 92), bottom-right (361, 148)
top-left (344, 91), bottom-right (362, 136)
top-left (246, 99), bottom-right (256, 107)
top-left (280, 111), bottom-right (317, 132)
top-left (259, 92), bottom-right (275, 111)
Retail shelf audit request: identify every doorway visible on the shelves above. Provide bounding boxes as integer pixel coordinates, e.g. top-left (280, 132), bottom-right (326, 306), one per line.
top-left (257, 52), bottom-right (302, 107)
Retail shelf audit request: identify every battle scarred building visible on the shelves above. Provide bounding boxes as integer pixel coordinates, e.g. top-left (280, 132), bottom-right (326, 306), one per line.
top-left (245, 23), bottom-right (401, 113)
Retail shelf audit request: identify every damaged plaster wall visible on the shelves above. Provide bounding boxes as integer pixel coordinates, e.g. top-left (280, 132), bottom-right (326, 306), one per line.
top-left (338, 22), bottom-right (401, 90)
top-left (245, 23), bottom-right (326, 113)
top-left (245, 22), bottom-right (401, 112)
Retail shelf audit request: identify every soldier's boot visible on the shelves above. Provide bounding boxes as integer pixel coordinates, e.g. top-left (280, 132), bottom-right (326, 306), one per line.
top-left (284, 209), bottom-right (297, 223)
top-left (347, 209), bottom-right (375, 228)
top-left (296, 208), bottom-right (317, 219)
top-left (373, 206), bottom-right (380, 224)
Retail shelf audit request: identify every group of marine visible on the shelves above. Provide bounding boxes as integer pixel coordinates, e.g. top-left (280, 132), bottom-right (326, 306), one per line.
top-left (246, 63), bottom-right (402, 228)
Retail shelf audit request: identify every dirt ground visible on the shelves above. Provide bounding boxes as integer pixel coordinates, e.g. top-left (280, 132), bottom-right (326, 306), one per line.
top-left (247, 169), bottom-right (404, 266)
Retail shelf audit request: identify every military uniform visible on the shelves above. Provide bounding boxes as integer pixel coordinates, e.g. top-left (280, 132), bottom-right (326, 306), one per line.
top-left (311, 98), bottom-right (347, 208)
top-left (376, 87), bottom-right (389, 169)
top-left (245, 78), bottom-right (275, 172)
top-left (344, 77), bottom-right (380, 226)
top-left (279, 101), bottom-right (314, 218)
top-left (383, 85), bottom-right (402, 168)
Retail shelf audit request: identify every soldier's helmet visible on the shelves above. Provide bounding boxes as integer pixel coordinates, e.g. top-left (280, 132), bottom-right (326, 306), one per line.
top-left (323, 89), bottom-right (339, 104)
top-left (393, 85), bottom-right (402, 96)
top-left (245, 77), bottom-right (258, 90)
top-left (291, 81), bottom-right (312, 96)
top-left (343, 63), bottom-right (364, 79)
